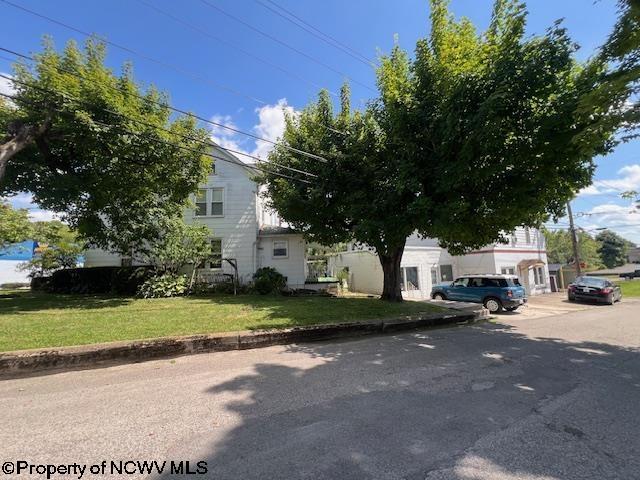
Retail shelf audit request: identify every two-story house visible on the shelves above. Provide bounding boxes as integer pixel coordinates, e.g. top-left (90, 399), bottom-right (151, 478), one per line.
top-left (328, 227), bottom-right (550, 298)
top-left (84, 145), bottom-right (308, 288)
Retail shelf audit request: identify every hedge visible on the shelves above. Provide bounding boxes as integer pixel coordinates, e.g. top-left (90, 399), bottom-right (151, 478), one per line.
top-left (43, 266), bottom-right (155, 295)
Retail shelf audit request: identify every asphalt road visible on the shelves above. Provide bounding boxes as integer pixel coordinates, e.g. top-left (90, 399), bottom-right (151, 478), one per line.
top-left (1, 300), bottom-right (640, 480)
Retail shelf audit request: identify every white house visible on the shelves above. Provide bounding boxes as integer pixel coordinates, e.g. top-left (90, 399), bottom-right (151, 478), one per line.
top-left (83, 146), bottom-right (308, 288)
top-left (328, 227), bottom-right (551, 298)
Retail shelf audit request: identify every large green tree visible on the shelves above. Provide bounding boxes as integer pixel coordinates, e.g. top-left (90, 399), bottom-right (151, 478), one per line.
top-left (260, 0), bottom-right (639, 301)
top-left (542, 228), bottom-right (603, 270)
top-left (0, 39), bottom-right (210, 254)
top-left (596, 229), bottom-right (634, 268)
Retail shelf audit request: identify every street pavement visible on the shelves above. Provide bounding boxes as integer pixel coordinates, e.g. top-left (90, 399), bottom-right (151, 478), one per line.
top-left (1, 299), bottom-right (639, 479)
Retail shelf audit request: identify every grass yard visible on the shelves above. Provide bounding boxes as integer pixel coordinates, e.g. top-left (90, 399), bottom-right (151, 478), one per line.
top-left (0, 290), bottom-right (446, 352)
top-left (618, 280), bottom-right (640, 298)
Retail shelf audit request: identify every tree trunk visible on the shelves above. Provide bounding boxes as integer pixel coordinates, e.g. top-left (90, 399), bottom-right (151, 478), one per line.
top-left (0, 119), bottom-right (51, 182)
top-left (378, 241), bottom-right (406, 302)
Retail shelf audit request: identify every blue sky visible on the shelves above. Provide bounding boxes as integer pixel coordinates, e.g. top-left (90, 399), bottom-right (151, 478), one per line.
top-left (1, 0), bottom-right (639, 243)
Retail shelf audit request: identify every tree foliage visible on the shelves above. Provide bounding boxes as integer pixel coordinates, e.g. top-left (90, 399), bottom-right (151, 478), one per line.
top-left (141, 217), bottom-right (211, 286)
top-left (259, 0), bottom-right (639, 301)
top-left (596, 229), bottom-right (634, 268)
top-left (0, 201), bottom-right (31, 249)
top-left (0, 38), bottom-right (211, 254)
top-left (542, 228), bottom-right (603, 270)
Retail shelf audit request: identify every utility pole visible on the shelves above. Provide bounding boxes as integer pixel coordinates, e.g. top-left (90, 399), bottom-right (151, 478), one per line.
top-left (567, 202), bottom-right (582, 277)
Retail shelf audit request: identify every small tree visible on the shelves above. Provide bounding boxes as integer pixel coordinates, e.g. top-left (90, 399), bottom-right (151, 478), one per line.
top-left (596, 230), bottom-right (633, 268)
top-left (0, 201), bottom-right (32, 249)
top-left (18, 220), bottom-right (82, 277)
top-left (142, 217), bottom-right (212, 290)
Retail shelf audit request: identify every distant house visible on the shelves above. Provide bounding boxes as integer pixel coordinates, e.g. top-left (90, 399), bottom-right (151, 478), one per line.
top-left (328, 228), bottom-right (551, 298)
top-left (0, 240), bottom-right (36, 285)
top-left (628, 247), bottom-right (640, 264)
top-left (84, 145), bottom-right (308, 288)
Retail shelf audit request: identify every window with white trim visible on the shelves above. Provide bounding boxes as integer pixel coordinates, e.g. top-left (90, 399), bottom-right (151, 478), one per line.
top-left (401, 267), bottom-right (420, 291)
top-left (194, 188), bottom-right (224, 217)
top-left (533, 266), bottom-right (545, 285)
top-left (273, 240), bottom-right (288, 258)
top-left (211, 188), bottom-right (224, 216)
top-left (501, 266), bottom-right (516, 275)
top-left (195, 189), bottom-right (207, 217)
top-left (525, 227), bottom-right (531, 244)
top-left (210, 238), bottom-right (222, 268)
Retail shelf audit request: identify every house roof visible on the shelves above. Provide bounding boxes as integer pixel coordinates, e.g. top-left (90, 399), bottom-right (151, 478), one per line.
top-left (258, 225), bottom-right (300, 236)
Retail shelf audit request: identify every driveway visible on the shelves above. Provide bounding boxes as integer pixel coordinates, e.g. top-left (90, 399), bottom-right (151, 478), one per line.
top-left (1, 300), bottom-right (639, 479)
top-left (500, 292), bottom-right (603, 319)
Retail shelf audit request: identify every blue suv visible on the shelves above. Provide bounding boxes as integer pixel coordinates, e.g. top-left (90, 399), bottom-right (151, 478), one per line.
top-left (431, 274), bottom-right (527, 313)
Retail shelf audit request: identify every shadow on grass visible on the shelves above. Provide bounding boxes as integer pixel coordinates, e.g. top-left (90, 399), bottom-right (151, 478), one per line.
top-left (0, 290), bottom-right (132, 313)
top-left (154, 315), bottom-right (640, 480)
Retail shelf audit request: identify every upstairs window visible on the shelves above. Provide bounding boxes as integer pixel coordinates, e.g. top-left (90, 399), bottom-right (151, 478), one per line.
top-left (193, 188), bottom-right (224, 217)
top-left (525, 227), bottom-right (531, 244)
top-left (195, 189), bottom-right (207, 217)
top-left (211, 188), bottom-right (224, 216)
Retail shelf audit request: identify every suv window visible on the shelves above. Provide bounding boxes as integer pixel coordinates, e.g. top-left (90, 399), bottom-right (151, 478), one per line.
top-left (482, 278), bottom-right (508, 287)
top-left (452, 278), bottom-right (469, 287)
top-left (469, 278), bottom-right (485, 287)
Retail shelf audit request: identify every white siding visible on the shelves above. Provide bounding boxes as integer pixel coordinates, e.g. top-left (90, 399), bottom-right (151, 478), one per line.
top-left (83, 248), bottom-right (122, 267)
top-left (328, 251), bottom-right (383, 295)
top-left (331, 227), bottom-right (551, 298)
top-left (185, 150), bottom-right (259, 285)
top-left (257, 235), bottom-right (306, 287)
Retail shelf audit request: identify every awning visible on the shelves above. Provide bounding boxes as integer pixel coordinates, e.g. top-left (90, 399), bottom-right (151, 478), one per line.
top-left (517, 259), bottom-right (546, 269)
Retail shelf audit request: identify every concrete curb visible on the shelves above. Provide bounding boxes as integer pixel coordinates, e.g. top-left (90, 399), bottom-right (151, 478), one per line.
top-left (0, 307), bottom-right (485, 379)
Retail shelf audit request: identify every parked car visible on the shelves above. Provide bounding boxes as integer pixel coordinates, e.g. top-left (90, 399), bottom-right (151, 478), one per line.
top-left (619, 269), bottom-right (640, 279)
top-left (568, 276), bottom-right (622, 305)
top-left (431, 274), bottom-right (527, 313)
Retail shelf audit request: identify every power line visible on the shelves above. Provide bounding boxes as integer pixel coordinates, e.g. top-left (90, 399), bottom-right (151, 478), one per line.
top-left (0, 0), bottom-right (268, 104)
top-left (0, 46), bottom-right (331, 162)
top-left (198, 0), bottom-right (376, 93)
top-left (254, 0), bottom-right (376, 68)
top-left (134, 0), bottom-right (337, 98)
top-left (0, 91), bottom-right (313, 185)
top-left (0, 73), bottom-right (317, 179)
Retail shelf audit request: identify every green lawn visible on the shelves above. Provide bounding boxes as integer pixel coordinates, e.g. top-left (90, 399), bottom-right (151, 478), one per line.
top-left (618, 280), bottom-right (640, 298)
top-left (0, 291), bottom-right (446, 352)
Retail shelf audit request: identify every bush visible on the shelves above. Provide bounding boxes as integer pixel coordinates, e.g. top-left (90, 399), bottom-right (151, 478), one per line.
top-left (46, 266), bottom-right (155, 294)
top-left (138, 273), bottom-right (188, 298)
top-left (30, 277), bottom-right (50, 291)
top-left (252, 267), bottom-right (287, 295)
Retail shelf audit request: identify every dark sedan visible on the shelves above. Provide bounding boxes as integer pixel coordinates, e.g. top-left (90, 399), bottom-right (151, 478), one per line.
top-left (568, 276), bottom-right (622, 305)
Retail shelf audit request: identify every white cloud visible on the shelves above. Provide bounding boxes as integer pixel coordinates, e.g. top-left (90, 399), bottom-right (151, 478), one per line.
top-left (579, 202), bottom-right (640, 245)
top-left (579, 164), bottom-right (640, 196)
top-left (2, 193), bottom-right (60, 223)
top-left (208, 99), bottom-right (296, 164)
top-left (0, 72), bottom-right (15, 97)
top-left (252, 98), bottom-right (294, 159)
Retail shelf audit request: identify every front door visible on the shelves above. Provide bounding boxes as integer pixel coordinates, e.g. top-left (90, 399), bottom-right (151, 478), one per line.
top-left (401, 266), bottom-right (422, 298)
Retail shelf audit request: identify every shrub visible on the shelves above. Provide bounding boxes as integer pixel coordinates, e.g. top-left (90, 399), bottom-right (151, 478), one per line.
top-left (46, 266), bottom-right (155, 294)
top-left (252, 267), bottom-right (287, 295)
top-left (30, 277), bottom-right (50, 291)
top-left (138, 273), bottom-right (188, 298)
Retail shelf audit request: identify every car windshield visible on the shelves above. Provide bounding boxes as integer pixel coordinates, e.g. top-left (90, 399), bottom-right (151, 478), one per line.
top-left (575, 277), bottom-right (607, 287)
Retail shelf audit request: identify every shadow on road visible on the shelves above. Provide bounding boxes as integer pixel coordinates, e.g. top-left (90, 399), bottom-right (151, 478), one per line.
top-left (156, 319), bottom-right (640, 480)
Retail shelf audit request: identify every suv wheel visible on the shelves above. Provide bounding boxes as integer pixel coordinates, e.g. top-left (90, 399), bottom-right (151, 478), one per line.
top-left (433, 293), bottom-right (446, 301)
top-left (484, 297), bottom-right (503, 313)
